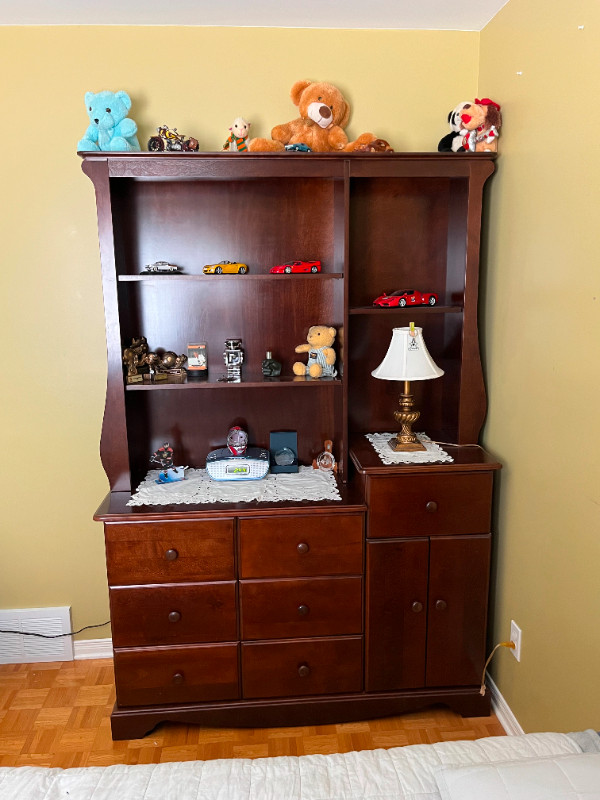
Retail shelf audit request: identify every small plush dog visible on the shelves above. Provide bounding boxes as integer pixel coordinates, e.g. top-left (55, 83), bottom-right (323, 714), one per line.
top-left (438, 101), bottom-right (471, 152)
top-left (352, 138), bottom-right (394, 152)
top-left (222, 117), bottom-right (251, 152)
top-left (459, 99), bottom-right (502, 152)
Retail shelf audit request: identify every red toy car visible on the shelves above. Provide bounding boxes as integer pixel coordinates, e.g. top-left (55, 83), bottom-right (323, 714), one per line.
top-left (372, 289), bottom-right (438, 308)
top-left (270, 260), bottom-right (322, 274)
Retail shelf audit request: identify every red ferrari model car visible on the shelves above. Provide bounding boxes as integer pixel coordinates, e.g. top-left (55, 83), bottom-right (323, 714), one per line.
top-left (270, 260), bottom-right (322, 274)
top-left (373, 289), bottom-right (438, 308)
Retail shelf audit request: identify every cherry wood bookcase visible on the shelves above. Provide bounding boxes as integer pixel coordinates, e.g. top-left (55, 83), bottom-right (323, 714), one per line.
top-left (82, 151), bottom-right (500, 739)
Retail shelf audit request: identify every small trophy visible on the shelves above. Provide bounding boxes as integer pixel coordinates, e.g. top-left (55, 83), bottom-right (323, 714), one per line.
top-left (187, 342), bottom-right (208, 380)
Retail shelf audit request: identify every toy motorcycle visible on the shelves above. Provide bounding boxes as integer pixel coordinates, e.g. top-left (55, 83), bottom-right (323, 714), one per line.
top-left (148, 125), bottom-right (199, 152)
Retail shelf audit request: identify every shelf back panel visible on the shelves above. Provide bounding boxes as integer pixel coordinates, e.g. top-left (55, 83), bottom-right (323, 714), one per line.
top-left (117, 279), bottom-right (343, 376)
top-left (110, 178), bottom-right (342, 276)
top-left (125, 385), bottom-right (344, 487)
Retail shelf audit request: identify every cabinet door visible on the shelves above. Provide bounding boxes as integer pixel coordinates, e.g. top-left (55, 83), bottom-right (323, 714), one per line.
top-left (365, 539), bottom-right (428, 691)
top-left (426, 535), bottom-right (491, 687)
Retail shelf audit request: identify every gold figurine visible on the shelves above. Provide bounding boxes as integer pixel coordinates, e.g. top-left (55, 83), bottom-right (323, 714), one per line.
top-left (123, 338), bottom-right (187, 384)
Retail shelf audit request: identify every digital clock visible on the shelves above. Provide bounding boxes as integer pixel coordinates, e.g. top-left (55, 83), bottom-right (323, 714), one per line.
top-left (205, 446), bottom-right (270, 481)
top-left (227, 464), bottom-right (250, 475)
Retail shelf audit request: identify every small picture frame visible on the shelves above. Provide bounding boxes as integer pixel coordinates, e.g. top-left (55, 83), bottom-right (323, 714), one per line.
top-left (187, 342), bottom-right (208, 378)
top-left (269, 431), bottom-right (299, 473)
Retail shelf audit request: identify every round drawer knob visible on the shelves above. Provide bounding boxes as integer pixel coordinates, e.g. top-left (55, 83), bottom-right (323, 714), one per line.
top-left (297, 604), bottom-right (310, 616)
top-left (411, 601), bottom-right (423, 613)
top-left (298, 664), bottom-right (311, 678)
top-left (435, 599), bottom-right (447, 611)
top-left (165, 548), bottom-right (179, 561)
top-left (425, 501), bottom-right (438, 513)
top-left (168, 611), bottom-right (182, 623)
top-left (297, 542), bottom-right (309, 554)
top-left (172, 672), bottom-right (184, 684)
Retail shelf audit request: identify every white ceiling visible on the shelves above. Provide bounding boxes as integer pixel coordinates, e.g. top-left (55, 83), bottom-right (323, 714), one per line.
top-left (0, 0), bottom-right (509, 31)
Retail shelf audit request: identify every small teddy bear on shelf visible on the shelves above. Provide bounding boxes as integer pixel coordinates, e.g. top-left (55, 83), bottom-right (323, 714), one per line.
top-left (293, 325), bottom-right (337, 378)
top-left (222, 117), bottom-right (251, 152)
top-left (78, 89), bottom-right (141, 152)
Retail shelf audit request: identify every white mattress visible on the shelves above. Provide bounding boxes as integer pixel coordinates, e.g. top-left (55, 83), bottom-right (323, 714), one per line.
top-left (435, 752), bottom-right (600, 799)
top-left (0, 731), bottom-right (596, 800)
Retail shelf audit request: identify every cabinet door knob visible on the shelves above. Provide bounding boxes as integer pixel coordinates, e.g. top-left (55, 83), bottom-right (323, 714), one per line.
top-left (168, 611), bottom-right (182, 623)
top-left (298, 664), bottom-right (311, 678)
top-left (172, 672), bottom-right (184, 684)
top-left (165, 548), bottom-right (179, 561)
top-left (426, 501), bottom-right (438, 513)
top-left (297, 604), bottom-right (310, 616)
top-left (411, 601), bottom-right (423, 613)
top-left (297, 542), bottom-right (309, 554)
top-left (435, 599), bottom-right (447, 611)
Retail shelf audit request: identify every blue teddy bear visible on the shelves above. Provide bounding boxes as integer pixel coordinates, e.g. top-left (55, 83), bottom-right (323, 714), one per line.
top-left (78, 90), bottom-right (141, 152)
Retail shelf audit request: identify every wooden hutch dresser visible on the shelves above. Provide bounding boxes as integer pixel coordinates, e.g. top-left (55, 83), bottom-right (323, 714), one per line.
top-left (81, 151), bottom-right (500, 739)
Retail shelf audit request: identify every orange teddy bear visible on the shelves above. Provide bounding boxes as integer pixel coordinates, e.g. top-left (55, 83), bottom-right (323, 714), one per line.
top-left (248, 79), bottom-right (376, 153)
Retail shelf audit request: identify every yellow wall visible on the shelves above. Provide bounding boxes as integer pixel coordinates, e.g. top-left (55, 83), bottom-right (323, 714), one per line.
top-left (0, 27), bottom-right (478, 636)
top-left (479, 0), bottom-right (600, 731)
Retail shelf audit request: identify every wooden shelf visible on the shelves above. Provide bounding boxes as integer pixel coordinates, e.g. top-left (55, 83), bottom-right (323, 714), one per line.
top-left (349, 305), bottom-right (462, 315)
top-left (118, 273), bottom-right (344, 282)
top-left (125, 374), bottom-right (343, 390)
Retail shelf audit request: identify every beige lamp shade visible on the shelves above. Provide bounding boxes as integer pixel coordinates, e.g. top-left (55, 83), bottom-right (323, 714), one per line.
top-left (371, 326), bottom-right (444, 381)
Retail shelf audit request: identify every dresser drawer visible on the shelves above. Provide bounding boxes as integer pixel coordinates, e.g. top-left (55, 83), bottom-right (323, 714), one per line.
top-left (239, 514), bottom-right (363, 578)
top-left (241, 637), bottom-right (363, 699)
top-left (367, 472), bottom-right (493, 537)
top-left (240, 577), bottom-right (362, 640)
top-left (114, 643), bottom-right (239, 707)
top-left (110, 582), bottom-right (237, 647)
top-left (105, 519), bottom-right (234, 584)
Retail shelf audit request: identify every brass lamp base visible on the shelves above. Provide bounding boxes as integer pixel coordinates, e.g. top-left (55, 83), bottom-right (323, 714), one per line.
top-left (388, 434), bottom-right (426, 452)
top-left (389, 380), bottom-right (427, 452)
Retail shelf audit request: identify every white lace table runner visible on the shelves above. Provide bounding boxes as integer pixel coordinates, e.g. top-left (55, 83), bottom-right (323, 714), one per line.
top-left (366, 433), bottom-right (453, 465)
top-left (127, 465), bottom-right (342, 506)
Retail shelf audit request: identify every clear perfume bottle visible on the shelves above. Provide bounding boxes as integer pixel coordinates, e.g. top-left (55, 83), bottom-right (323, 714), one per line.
top-left (262, 351), bottom-right (282, 377)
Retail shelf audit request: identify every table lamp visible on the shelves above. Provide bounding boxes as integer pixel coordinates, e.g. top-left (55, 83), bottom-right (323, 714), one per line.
top-left (371, 324), bottom-right (444, 452)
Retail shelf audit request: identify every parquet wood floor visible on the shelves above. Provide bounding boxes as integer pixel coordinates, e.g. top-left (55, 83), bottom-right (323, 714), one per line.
top-left (0, 659), bottom-right (505, 768)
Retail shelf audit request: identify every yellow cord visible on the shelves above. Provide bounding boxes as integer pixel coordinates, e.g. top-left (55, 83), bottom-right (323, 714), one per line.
top-left (480, 641), bottom-right (516, 696)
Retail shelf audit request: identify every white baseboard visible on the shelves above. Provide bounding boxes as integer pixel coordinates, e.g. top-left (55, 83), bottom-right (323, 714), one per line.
top-left (487, 674), bottom-right (524, 735)
top-left (73, 637), bottom-right (113, 660)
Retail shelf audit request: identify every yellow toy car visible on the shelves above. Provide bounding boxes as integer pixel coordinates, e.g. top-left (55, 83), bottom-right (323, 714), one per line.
top-left (203, 260), bottom-right (248, 275)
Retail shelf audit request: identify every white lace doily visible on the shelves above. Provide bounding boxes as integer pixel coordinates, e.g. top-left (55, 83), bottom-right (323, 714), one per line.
top-left (127, 465), bottom-right (342, 506)
top-left (365, 433), bottom-right (453, 465)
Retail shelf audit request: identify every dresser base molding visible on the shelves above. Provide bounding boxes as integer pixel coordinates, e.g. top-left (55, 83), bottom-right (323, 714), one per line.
top-left (110, 687), bottom-right (491, 740)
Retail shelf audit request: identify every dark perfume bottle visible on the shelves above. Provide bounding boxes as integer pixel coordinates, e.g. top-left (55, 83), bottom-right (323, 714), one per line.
top-left (262, 351), bottom-right (282, 377)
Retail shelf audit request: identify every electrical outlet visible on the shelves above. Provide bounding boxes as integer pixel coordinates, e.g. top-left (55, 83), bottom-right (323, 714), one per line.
top-left (510, 620), bottom-right (522, 661)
